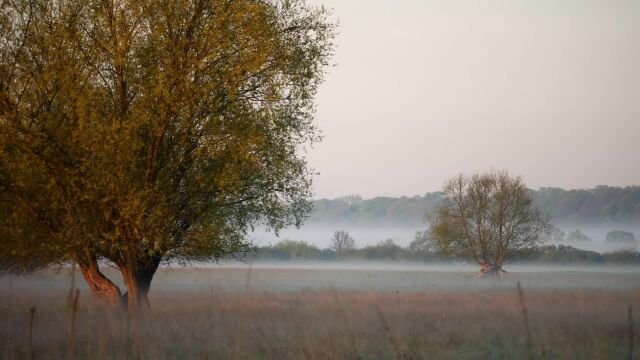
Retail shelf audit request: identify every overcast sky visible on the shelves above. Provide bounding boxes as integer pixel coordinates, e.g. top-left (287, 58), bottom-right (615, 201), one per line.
top-left (305, 0), bottom-right (640, 199)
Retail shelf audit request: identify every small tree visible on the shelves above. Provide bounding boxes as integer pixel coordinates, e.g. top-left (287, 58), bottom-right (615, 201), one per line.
top-left (429, 170), bottom-right (549, 275)
top-left (272, 240), bottom-right (325, 260)
top-left (365, 238), bottom-right (402, 260)
top-left (330, 230), bottom-right (355, 257)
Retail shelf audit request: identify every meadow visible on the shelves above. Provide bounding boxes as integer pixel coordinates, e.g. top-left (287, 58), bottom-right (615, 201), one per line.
top-left (1, 264), bottom-right (639, 359)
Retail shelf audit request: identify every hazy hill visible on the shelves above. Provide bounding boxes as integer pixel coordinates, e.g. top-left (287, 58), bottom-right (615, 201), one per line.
top-left (309, 186), bottom-right (640, 226)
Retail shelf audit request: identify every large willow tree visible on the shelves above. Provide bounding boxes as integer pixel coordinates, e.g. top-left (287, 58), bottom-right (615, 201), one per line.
top-left (0, 0), bottom-right (334, 310)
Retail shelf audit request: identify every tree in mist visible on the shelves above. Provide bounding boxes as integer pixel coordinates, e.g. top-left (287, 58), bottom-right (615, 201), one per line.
top-left (538, 225), bottom-right (565, 243)
top-left (360, 238), bottom-right (403, 260)
top-left (409, 231), bottom-right (435, 253)
top-left (330, 230), bottom-right (355, 257)
top-left (605, 230), bottom-right (636, 243)
top-left (550, 226), bottom-right (566, 242)
top-left (0, 0), bottom-right (334, 311)
top-left (255, 240), bottom-right (330, 260)
top-left (566, 229), bottom-right (591, 242)
top-left (428, 170), bottom-right (549, 275)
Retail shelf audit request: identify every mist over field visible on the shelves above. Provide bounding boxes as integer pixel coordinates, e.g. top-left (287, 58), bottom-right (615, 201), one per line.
top-left (252, 222), bottom-right (640, 252)
top-left (252, 224), bottom-right (419, 248)
top-left (2, 265), bottom-right (639, 359)
top-left (249, 187), bottom-right (640, 255)
top-left (3, 264), bottom-right (640, 295)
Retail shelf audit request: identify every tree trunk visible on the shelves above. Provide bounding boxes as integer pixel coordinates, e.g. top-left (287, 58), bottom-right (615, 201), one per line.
top-left (119, 257), bottom-right (161, 313)
top-left (77, 255), bottom-right (126, 309)
top-left (477, 262), bottom-right (506, 277)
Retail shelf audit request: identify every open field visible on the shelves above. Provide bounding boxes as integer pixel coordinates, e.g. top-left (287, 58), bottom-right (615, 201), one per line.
top-left (1, 265), bottom-right (639, 359)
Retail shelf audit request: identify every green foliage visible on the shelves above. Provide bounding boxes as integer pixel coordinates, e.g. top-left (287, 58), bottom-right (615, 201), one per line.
top-left (254, 238), bottom-right (436, 262)
top-left (355, 239), bottom-right (404, 260)
top-left (523, 246), bottom-right (640, 264)
top-left (250, 239), bottom-right (640, 264)
top-left (0, 0), bottom-right (335, 271)
top-left (310, 194), bottom-right (443, 225)
top-left (534, 186), bottom-right (640, 223)
top-left (525, 245), bottom-right (604, 264)
top-left (602, 249), bottom-right (640, 263)
top-left (257, 240), bottom-right (332, 260)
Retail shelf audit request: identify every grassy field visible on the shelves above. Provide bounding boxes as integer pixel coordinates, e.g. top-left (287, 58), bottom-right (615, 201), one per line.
top-left (1, 265), bottom-right (639, 359)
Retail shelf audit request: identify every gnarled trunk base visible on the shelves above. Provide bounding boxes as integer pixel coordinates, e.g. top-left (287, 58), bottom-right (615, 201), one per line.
top-left (77, 256), bottom-right (126, 309)
top-left (476, 262), bottom-right (508, 277)
top-left (119, 257), bottom-right (161, 313)
top-left (76, 254), bottom-right (162, 313)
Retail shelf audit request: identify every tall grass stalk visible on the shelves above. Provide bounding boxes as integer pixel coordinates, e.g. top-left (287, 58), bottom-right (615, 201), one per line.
top-left (66, 263), bottom-right (76, 307)
top-left (517, 281), bottom-right (533, 360)
top-left (7, 275), bottom-right (14, 360)
top-left (244, 264), bottom-right (253, 296)
top-left (330, 289), bottom-right (360, 358)
top-left (373, 304), bottom-right (402, 360)
top-left (629, 306), bottom-right (634, 360)
top-left (67, 289), bottom-right (80, 360)
top-left (233, 265), bottom-right (255, 360)
top-left (125, 312), bottom-right (131, 360)
top-left (28, 306), bottom-right (36, 360)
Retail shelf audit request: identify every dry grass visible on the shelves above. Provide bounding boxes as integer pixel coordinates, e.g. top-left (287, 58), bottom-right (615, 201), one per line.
top-left (1, 269), bottom-right (639, 359)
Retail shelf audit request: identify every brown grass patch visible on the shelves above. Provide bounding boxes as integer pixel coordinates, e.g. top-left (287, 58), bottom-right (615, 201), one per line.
top-left (1, 284), bottom-right (639, 359)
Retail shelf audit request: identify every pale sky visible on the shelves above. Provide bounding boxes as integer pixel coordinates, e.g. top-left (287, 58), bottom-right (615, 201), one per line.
top-left (305, 0), bottom-right (640, 199)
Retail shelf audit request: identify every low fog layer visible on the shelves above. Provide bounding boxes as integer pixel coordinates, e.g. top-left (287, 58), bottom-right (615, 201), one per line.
top-left (251, 223), bottom-right (640, 253)
top-left (208, 261), bottom-right (640, 275)
top-left (550, 223), bottom-right (640, 252)
top-left (3, 264), bottom-right (640, 295)
top-left (251, 224), bottom-right (418, 248)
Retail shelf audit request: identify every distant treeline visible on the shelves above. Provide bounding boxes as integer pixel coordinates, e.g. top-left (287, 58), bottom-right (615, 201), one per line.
top-left (250, 240), bottom-right (640, 265)
top-left (310, 186), bottom-right (640, 225)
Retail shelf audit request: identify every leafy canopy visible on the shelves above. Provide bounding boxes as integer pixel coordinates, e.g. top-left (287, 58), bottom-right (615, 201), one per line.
top-left (0, 0), bottom-right (335, 270)
top-left (429, 170), bottom-right (549, 268)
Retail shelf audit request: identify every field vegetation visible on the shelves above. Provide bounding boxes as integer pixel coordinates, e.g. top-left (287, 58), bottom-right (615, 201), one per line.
top-left (1, 267), bottom-right (638, 359)
top-left (253, 238), bottom-right (640, 264)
